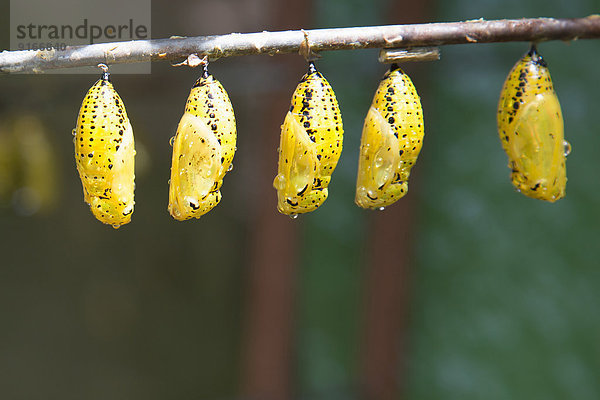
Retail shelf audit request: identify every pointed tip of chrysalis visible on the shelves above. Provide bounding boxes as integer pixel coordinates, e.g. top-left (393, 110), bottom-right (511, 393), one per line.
top-left (201, 62), bottom-right (209, 79)
top-left (528, 44), bottom-right (538, 56)
top-left (97, 64), bottom-right (110, 83)
top-left (192, 64), bottom-right (212, 88)
top-left (528, 44), bottom-right (547, 67)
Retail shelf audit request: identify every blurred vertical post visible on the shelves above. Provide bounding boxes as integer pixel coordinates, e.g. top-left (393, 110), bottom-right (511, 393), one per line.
top-left (360, 2), bottom-right (430, 400)
top-left (240, 1), bottom-right (313, 400)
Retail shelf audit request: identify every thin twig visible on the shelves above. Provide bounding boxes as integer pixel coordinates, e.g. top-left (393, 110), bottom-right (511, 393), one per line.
top-left (1, 16), bottom-right (599, 74)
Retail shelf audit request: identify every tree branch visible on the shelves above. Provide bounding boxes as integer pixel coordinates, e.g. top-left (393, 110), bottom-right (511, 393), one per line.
top-left (1, 16), bottom-right (599, 74)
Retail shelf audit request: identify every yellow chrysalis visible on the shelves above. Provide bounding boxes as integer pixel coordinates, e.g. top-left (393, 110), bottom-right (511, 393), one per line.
top-left (74, 65), bottom-right (135, 228)
top-left (497, 45), bottom-right (569, 202)
top-left (273, 62), bottom-right (344, 216)
top-left (168, 64), bottom-right (237, 221)
top-left (355, 64), bottom-right (424, 209)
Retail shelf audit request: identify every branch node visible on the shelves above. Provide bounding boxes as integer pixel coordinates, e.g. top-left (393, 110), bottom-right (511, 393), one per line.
top-left (299, 29), bottom-right (321, 62)
top-left (383, 33), bottom-right (403, 46)
top-left (171, 53), bottom-right (206, 68)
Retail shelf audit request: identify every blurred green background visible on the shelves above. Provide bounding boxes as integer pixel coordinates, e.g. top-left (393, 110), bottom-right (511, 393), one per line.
top-left (1, 0), bottom-right (599, 399)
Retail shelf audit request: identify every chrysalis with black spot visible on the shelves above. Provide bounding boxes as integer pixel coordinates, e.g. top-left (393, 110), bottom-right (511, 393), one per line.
top-left (74, 67), bottom-right (135, 228)
top-left (273, 62), bottom-right (344, 216)
top-left (355, 64), bottom-right (424, 209)
top-left (497, 45), bottom-right (569, 202)
top-left (168, 64), bottom-right (237, 221)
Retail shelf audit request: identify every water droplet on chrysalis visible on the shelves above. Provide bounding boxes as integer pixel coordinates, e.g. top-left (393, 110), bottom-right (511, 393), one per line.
top-left (289, 214), bottom-right (298, 220)
top-left (227, 163), bottom-right (234, 172)
top-left (563, 140), bottom-right (571, 156)
top-left (273, 174), bottom-right (286, 190)
top-left (169, 136), bottom-right (175, 146)
top-left (378, 206), bottom-right (385, 211)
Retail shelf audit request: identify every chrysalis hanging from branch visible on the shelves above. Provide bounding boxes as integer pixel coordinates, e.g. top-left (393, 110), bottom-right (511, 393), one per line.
top-left (355, 64), bottom-right (424, 209)
top-left (497, 45), bottom-right (569, 202)
top-left (168, 58), bottom-right (237, 221)
top-left (273, 61), bottom-right (344, 217)
top-left (74, 64), bottom-right (135, 228)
